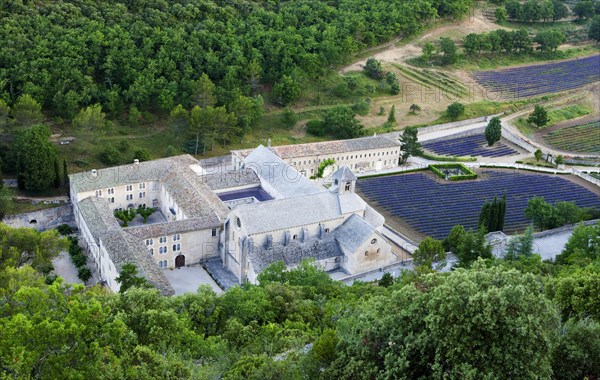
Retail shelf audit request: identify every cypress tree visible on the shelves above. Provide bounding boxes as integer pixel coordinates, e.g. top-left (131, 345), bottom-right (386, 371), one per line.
top-left (489, 196), bottom-right (499, 232)
top-left (53, 159), bottom-right (61, 188)
top-left (0, 164), bottom-right (3, 189)
top-left (479, 201), bottom-right (491, 229)
top-left (498, 192), bottom-right (507, 231)
top-left (63, 158), bottom-right (69, 186)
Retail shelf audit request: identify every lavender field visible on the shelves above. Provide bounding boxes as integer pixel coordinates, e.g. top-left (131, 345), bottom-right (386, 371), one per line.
top-left (471, 55), bottom-right (600, 98)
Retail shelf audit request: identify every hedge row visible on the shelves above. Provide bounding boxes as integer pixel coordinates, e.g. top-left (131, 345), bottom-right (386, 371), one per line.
top-left (419, 152), bottom-right (477, 162)
top-left (429, 163), bottom-right (478, 181)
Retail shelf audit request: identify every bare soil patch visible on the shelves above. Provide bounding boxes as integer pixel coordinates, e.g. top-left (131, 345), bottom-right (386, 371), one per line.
top-left (341, 9), bottom-right (508, 73)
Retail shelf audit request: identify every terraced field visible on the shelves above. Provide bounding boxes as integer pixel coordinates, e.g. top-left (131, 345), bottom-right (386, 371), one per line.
top-left (543, 120), bottom-right (600, 154)
top-left (393, 64), bottom-right (468, 99)
top-left (357, 170), bottom-right (600, 240)
top-left (471, 55), bottom-right (600, 98)
top-left (422, 134), bottom-right (519, 158)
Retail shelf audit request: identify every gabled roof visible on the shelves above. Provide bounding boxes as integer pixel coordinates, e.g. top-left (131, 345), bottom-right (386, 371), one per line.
top-left (243, 145), bottom-right (322, 199)
top-left (77, 197), bottom-right (174, 296)
top-left (235, 191), bottom-right (345, 235)
top-left (232, 136), bottom-right (399, 160)
top-left (334, 213), bottom-right (377, 254)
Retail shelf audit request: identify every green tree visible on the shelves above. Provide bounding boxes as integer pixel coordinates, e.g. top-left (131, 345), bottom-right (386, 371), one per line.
top-left (133, 149), bottom-right (151, 162)
top-left (524, 196), bottom-right (554, 230)
top-left (504, 225), bottom-right (535, 260)
top-left (281, 107), bottom-right (297, 128)
top-left (137, 205), bottom-right (155, 223)
top-left (443, 224), bottom-right (466, 253)
top-left (0, 99), bottom-right (12, 133)
top-left (463, 33), bottom-right (482, 55)
top-left (535, 148), bottom-right (543, 162)
top-left (115, 263), bottom-right (150, 292)
top-left (99, 145), bottom-right (121, 165)
top-left (556, 222), bottom-right (600, 265)
top-left (574, 0), bottom-right (595, 20)
top-left (399, 127), bottom-right (423, 163)
top-left (12, 94), bottom-right (43, 127)
top-left (484, 116), bottom-right (502, 146)
top-left (114, 208), bottom-right (136, 226)
top-left (527, 105), bottom-right (549, 127)
top-left (446, 102), bottom-right (465, 120)
top-left (496, 6), bottom-right (508, 23)
top-left (555, 154), bottom-right (564, 165)
top-left (409, 104), bottom-right (421, 114)
top-left (413, 237), bottom-right (446, 269)
top-left (273, 75), bottom-right (301, 106)
top-left (378, 272), bottom-right (394, 287)
top-left (326, 263), bottom-right (559, 379)
top-left (169, 104), bottom-right (189, 144)
top-left (322, 106), bottom-right (364, 139)
top-left (229, 94), bottom-right (264, 140)
top-left (63, 158), bottom-right (69, 187)
top-left (191, 73), bottom-right (217, 108)
top-left (13, 124), bottom-right (57, 191)
top-left (552, 318), bottom-right (600, 379)
top-left (387, 105), bottom-right (396, 125)
top-left (534, 29), bottom-right (565, 53)
top-left (364, 57), bottom-right (384, 79)
top-left (53, 159), bottom-right (61, 188)
top-left (0, 187), bottom-right (14, 222)
top-left (589, 16), bottom-right (600, 44)
top-left (456, 226), bottom-right (492, 267)
top-left (72, 104), bottom-right (105, 129)
top-left (0, 224), bottom-right (68, 272)
top-left (439, 37), bottom-right (457, 65)
top-left (552, 0), bottom-right (569, 21)
top-left (421, 42), bottom-right (436, 64)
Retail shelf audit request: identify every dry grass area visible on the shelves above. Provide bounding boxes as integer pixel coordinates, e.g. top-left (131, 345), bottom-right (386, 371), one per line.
top-left (341, 9), bottom-right (507, 73)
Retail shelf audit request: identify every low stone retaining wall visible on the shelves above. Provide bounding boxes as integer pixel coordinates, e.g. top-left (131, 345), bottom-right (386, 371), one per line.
top-left (3, 204), bottom-right (74, 231)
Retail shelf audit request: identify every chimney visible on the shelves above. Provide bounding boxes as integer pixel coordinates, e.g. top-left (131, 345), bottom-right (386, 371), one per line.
top-left (133, 159), bottom-right (140, 165)
top-left (91, 169), bottom-right (97, 177)
top-left (267, 138), bottom-right (271, 148)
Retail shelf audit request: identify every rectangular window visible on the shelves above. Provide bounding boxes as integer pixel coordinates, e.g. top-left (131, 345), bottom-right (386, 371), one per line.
top-left (159, 236), bottom-right (166, 243)
top-left (149, 248), bottom-right (154, 255)
top-left (172, 243), bottom-right (180, 252)
top-left (152, 199), bottom-right (158, 207)
top-left (146, 239), bottom-right (153, 246)
top-left (95, 190), bottom-right (102, 197)
top-left (107, 188), bottom-right (114, 195)
top-left (173, 234), bottom-right (180, 241)
top-left (159, 246), bottom-right (168, 254)
top-left (126, 185), bottom-right (133, 191)
top-left (109, 197), bottom-right (115, 203)
top-left (126, 194), bottom-right (133, 201)
top-left (211, 228), bottom-right (217, 237)
top-left (139, 192), bottom-right (145, 198)
top-left (159, 260), bottom-right (167, 268)
top-left (139, 182), bottom-right (146, 189)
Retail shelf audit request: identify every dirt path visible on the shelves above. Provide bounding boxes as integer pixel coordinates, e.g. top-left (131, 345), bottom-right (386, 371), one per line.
top-left (341, 9), bottom-right (508, 73)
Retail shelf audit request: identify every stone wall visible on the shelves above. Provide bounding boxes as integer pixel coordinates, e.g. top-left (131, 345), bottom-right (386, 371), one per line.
top-left (3, 204), bottom-right (74, 231)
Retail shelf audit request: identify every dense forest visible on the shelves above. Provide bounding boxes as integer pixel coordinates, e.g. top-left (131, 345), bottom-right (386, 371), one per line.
top-left (1, 222), bottom-right (600, 379)
top-left (0, 0), bottom-right (473, 118)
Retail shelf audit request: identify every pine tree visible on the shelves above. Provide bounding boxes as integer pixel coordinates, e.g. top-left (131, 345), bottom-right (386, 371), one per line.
top-left (0, 164), bottom-right (3, 190)
top-left (489, 196), bottom-right (499, 232)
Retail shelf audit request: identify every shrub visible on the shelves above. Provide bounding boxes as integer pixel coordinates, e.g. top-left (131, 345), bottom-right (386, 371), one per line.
top-left (306, 120), bottom-right (326, 136)
top-left (99, 145), bottom-right (121, 165)
top-left (56, 224), bottom-right (73, 236)
top-left (77, 267), bottom-right (92, 283)
top-left (71, 252), bottom-right (87, 268)
top-left (446, 102), bottom-right (465, 120)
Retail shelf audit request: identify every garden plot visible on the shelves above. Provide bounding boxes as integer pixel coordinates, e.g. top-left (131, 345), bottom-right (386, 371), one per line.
top-left (422, 134), bottom-right (520, 158)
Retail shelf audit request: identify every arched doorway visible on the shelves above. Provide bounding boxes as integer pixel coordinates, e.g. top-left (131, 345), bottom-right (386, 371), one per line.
top-left (175, 254), bottom-right (185, 268)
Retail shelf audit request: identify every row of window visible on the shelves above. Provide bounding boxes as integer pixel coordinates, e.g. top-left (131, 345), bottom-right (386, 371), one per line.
top-left (291, 150), bottom-right (398, 166)
top-left (95, 183), bottom-right (157, 197)
top-left (148, 245), bottom-right (178, 255)
top-left (147, 235), bottom-right (180, 246)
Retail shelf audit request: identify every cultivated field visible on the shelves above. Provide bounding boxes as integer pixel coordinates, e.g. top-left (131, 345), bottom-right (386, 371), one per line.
top-left (357, 170), bottom-right (600, 240)
top-left (543, 120), bottom-right (600, 154)
top-left (471, 55), bottom-right (600, 99)
top-left (422, 134), bottom-right (520, 158)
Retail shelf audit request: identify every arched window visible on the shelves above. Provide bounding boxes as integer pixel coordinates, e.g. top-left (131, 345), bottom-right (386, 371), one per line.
top-left (371, 238), bottom-right (377, 244)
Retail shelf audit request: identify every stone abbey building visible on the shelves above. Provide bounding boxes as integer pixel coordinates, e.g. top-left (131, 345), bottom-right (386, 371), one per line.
top-left (70, 136), bottom-right (402, 294)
